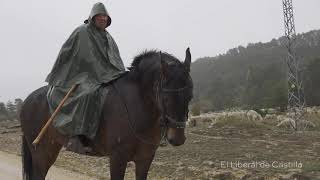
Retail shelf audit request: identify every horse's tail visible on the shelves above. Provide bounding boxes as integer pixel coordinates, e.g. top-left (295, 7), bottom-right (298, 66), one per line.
top-left (22, 135), bottom-right (33, 180)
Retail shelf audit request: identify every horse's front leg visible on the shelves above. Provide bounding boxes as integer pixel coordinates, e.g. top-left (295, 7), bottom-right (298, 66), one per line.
top-left (110, 151), bottom-right (128, 180)
top-left (134, 154), bottom-right (155, 180)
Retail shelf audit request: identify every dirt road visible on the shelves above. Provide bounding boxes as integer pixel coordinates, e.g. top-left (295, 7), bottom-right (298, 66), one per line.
top-left (0, 151), bottom-right (95, 180)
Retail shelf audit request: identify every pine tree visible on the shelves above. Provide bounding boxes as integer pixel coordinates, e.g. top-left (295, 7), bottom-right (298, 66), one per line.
top-left (0, 102), bottom-right (8, 120)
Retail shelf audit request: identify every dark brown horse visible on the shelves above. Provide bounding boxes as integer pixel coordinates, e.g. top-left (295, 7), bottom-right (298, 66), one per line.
top-left (20, 48), bottom-right (193, 180)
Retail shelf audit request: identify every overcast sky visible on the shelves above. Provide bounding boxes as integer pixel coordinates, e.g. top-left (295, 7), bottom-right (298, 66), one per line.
top-left (0, 0), bottom-right (319, 102)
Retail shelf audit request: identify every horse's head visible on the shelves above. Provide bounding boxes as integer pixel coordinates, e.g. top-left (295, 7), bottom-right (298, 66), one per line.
top-left (158, 48), bottom-right (193, 146)
top-left (129, 48), bottom-right (193, 146)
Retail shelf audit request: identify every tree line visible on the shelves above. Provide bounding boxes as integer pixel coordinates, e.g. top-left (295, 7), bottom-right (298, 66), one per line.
top-left (0, 98), bottom-right (23, 121)
top-left (190, 29), bottom-right (320, 113)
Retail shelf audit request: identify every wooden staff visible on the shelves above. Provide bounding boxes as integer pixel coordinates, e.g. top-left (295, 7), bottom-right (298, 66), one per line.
top-left (32, 84), bottom-right (78, 146)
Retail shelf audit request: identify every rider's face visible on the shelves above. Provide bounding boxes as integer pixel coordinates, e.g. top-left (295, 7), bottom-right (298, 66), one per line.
top-left (94, 14), bottom-right (108, 30)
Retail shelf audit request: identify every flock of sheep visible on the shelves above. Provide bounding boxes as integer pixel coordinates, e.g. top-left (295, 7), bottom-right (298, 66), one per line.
top-left (187, 107), bottom-right (320, 129)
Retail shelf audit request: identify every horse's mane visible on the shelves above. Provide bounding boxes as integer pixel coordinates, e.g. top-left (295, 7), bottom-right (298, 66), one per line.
top-left (131, 50), bottom-right (159, 69)
top-left (128, 50), bottom-right (182, 83)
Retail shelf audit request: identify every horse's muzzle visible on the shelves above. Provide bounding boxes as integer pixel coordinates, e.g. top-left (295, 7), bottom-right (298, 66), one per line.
top-left (167, 128), bottom-right (186, 146)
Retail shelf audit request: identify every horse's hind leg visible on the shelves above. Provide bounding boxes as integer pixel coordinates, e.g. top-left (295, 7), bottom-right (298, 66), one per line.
top-left (29, 134), bottom-right (64, 180)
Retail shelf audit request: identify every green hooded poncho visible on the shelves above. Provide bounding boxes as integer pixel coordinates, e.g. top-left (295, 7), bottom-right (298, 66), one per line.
top-left (46, 2), bottom-right (125, 139)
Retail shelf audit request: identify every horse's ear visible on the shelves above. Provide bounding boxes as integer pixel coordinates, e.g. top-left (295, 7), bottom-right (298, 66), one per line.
top-left (184, 47), bottom-right (191, 72)
top-left (160, 52), bottom-right (168, 75)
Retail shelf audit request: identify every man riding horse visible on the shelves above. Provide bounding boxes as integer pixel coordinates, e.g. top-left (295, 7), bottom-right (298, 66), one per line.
top-left (46, 2), bottom-right (125, 154)
top-left (21, 1), bottom-right (193, 179)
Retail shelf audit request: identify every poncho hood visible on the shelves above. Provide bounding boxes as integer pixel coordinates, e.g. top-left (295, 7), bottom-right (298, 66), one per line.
top-left (84, 2), bottom-right (112, 27)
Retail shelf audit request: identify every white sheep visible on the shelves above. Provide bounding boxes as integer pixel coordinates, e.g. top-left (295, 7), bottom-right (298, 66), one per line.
top-left (246, 110), bottom-right (263, 121)
top-left (276, 115), bottom-right (316, 129)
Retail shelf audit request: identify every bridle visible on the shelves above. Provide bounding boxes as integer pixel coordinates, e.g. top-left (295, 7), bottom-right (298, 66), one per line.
top-left (156, 52), bottom-right (191, 130)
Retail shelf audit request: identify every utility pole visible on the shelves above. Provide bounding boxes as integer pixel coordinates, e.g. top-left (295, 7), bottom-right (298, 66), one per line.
top-left (282, 0), bottom-right (306, 130)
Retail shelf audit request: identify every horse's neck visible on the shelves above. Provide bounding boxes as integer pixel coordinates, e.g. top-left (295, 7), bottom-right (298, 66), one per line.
top-left (119, 76), bottom-right (159, 119)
